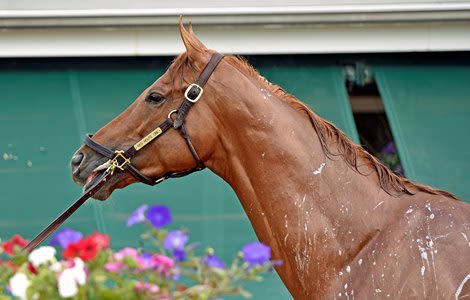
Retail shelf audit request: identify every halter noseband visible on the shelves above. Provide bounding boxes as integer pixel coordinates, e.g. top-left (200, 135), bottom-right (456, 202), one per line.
top-left (84, 52), bottom-right (224, 186)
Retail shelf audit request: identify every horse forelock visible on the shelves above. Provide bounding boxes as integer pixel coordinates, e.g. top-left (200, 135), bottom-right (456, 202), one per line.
top-left (166, 48), bottom-right (459, 201)
top-left (167, 53), bottom-right (198, 92)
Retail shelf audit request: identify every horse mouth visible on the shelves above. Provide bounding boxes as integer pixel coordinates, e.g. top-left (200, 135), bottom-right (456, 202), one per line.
top-left (82, 160), bottom-right (111, 199)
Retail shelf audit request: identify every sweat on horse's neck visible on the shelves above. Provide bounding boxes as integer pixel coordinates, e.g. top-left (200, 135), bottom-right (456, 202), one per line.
top-left (204, 74), bottom-right (393, 297)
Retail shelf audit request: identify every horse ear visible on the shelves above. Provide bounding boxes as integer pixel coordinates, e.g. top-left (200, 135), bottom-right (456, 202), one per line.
top-left (188, 21), bottom-right (195, 34)
top-left (179, 16), bottom-right (207, 64)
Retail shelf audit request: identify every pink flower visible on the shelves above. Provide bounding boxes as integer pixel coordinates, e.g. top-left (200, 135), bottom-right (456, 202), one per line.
top-left (135, 282), bottom-right (160, 293)
top-left (114, 247), bottom-right (140, 261)
top-left (106, 247), bottom-right (146, 273)
top-left (104, 262), bottom-right (124, 273)
top-left (151, 254), bottom-right (174, 275)
top-left (137, 253), bottom-right (157, 270)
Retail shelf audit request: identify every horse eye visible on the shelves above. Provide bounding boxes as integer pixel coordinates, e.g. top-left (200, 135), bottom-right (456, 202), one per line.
top-left (147, 93), bottom-right (165, 104)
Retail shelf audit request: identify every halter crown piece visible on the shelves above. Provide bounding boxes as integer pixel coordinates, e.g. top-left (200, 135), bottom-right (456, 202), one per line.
top-left (22, 52), bottom-right (224, 253)
top-left (85, 52), bottom-right (224, 185)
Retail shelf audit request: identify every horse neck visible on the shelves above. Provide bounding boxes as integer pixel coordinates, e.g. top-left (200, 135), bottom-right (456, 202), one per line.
top-left (205, 75), bottom-right (391, 261)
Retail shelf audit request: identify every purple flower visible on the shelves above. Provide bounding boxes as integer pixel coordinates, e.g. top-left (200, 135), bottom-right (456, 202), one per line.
top-left (127, 204), bottom-right (148, 227)
top-left (163, 231), bottom-right (188, 251)
top-left (242, 242), bottom-right (271, 266)
top-left (203, 255), bottom-right (225, 269)
top-left (394, 165), bottom-right (403, 176)
top-left (172, 249), bottom-right (186, 262)
top-left (146, 205), bottom-right (172, 228)
top-left (381, 141), bottom-right (396, 155)
top-left (268, 260), bottom-right (284, 271)
top-left (49, 227), bottom-right (83, 249)
top-left (163, 230), bottom-right (188, 262)
top-left (172, 269), bottom-right (181, 281)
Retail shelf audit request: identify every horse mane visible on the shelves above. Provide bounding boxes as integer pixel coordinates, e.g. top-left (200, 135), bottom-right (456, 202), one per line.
top-left (171, 30), bottom-right (459, 200)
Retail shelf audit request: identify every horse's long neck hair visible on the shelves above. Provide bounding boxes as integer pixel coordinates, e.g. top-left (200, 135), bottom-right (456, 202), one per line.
top-left (170, 31), bottom-right (459, 201)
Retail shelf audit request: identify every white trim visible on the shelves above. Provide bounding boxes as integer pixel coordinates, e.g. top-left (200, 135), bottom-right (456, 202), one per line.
top-left (1, 4), bottom-right (470, 27)
top-left (2, 3), bottom-right (470, 16)
top-left (1, 22), bottom-right (469, 57)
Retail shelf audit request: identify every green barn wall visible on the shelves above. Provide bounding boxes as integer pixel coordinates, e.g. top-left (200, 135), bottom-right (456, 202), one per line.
top-left (0, 56), bottom-right (358, 299)
top-left (376, 64), bottom-right (470, 201)
top-left (1, 54), bottom-right (468, 298)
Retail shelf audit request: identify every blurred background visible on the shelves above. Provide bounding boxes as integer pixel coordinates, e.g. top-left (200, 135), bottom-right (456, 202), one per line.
top-left (1, 1), bottom-right (469, 298)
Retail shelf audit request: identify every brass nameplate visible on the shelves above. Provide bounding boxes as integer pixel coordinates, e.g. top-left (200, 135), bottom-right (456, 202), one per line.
top-left (133, 127), bottom-right (163, 151)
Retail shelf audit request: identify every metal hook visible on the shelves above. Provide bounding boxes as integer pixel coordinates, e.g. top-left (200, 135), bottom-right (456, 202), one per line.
top-left (167, 109), bottom-right (178, 120)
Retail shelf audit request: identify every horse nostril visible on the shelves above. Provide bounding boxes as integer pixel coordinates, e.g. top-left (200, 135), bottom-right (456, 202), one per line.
top-left (71, 152), bottom-right (84, 175)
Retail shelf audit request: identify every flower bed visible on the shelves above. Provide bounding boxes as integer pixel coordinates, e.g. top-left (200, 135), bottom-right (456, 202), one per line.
top-left (0, 204), bottom-right (278, 299)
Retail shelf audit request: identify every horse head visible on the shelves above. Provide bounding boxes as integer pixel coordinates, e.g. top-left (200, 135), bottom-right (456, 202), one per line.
top-left (71, 20), bottom-right (228, 200)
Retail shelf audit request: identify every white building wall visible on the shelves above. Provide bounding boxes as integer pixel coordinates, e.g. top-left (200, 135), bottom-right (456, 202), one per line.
top-left (1, 1), bottom-right (469, 57)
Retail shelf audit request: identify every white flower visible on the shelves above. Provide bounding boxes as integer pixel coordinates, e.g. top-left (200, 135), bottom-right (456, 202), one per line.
top-left (50, 262), bottom-right (63, 272)
top-left (71, 258), bottom-right (86, 286)
top-left (57, 258), bottom-right (87, 298)
top-left (28, 246), bottom-right (57, 267)
top-left (58, 269), bottom-right (78, 298)
top-left (9, 272), bottom-right (30, 300)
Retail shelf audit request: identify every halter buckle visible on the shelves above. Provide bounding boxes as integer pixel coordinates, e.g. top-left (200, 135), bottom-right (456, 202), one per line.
top-left (107, 150), bottom-right (131, 174)
top-left (184, 84), bottom-right (203, 103)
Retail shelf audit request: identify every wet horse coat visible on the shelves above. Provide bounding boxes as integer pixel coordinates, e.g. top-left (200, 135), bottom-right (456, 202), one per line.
top-left (71, 22), bottom-right (470, 299)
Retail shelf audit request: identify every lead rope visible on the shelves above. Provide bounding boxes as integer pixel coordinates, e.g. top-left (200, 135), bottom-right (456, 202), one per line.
top-left (23, 170), bottom-right (112, 253)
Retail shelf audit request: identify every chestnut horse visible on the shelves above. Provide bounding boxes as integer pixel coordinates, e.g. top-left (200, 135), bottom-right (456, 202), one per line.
top-left (71, 22), bottom-right (470, 299)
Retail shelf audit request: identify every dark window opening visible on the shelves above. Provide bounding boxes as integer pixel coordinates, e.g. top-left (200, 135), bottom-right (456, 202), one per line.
top-left (344, 63), bottom-right (404, 176)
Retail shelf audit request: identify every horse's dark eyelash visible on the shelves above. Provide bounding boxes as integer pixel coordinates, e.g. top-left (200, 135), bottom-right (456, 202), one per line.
top-left (147, 93), bottom-right (166, 104)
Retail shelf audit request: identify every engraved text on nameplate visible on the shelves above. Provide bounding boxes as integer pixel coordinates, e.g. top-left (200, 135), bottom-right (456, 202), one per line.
top-left (133, 127), bottom-right (163, 151)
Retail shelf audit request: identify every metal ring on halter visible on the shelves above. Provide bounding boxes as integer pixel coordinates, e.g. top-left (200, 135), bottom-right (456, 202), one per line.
top-left (167, 109), bottom-right (178, 120)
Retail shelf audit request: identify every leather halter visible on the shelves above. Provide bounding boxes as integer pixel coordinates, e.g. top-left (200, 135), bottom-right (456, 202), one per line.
top-left (84, 52), bottom-right (224, 186)
top-left (22, 52), bottom-right (224, 253)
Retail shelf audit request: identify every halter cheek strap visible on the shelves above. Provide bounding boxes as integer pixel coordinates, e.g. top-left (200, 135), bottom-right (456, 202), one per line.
top-left (84, 52), bottom-right (224, 186)
top-left (173, 52), bottom-right (223, 128)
